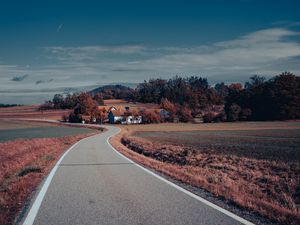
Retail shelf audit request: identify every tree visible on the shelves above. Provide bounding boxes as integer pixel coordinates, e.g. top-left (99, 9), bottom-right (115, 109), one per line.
top-left (177, 105), bottom-right (193, 122)
top-left (227, 103), bottom-right (241, 121)
top-left (93, 93), bottom-right (104, 105)
top-left (68, 112), bottom-right (82, 123)
top-left (244, 75), bottom-right (266, 89)
top-left (52, 94), bottom-right (64, 109)
top-left (215, 82), bottom-right (229, 102)
top-left (203, 112), bottom-right (215, 123)
top-left (160, 98), bottom-right (176, 120)
top-left (94, 108), bottom-right (107, 124)
top-left (141, 110), bottom-right (161, 123)
top-left (74, 93), bottom-right (97, 116)
top-left (229, 83), bottom-right (243, 91)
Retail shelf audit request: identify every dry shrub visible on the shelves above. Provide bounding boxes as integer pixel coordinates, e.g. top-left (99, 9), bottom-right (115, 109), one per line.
top-left (111, 129), bottom-right (300, 225)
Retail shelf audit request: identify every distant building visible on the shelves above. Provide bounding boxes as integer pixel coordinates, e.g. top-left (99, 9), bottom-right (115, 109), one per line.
top-left (108, 110), bottom-right (125, 124)
top-left (121, 115), bottom-right (142, 124)
top-left (105, 105), bottom-right (142, 124)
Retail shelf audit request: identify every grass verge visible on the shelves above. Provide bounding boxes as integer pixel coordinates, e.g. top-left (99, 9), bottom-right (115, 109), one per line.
top-left (111, 123), bottom-right (300, 225)
top-left (0, 130), bottom-right (100, 225)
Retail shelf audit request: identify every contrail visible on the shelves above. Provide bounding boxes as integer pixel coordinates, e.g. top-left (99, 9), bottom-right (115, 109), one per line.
top-left (56, 23), bottom-right (63, 32)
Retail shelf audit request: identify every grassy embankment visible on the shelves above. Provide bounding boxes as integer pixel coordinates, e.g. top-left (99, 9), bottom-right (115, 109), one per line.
top-left (0, 120), bottom-right (102, 225)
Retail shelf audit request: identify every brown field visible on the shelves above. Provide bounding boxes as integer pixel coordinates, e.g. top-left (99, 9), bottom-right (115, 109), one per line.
top-left (104, 99), bottom-right (159, 110)
top-left (103, 99), bottom-right (127, 105)
top-left (112, 122), bottom-right (300, 225)
top-left (0, 105), bottom-right (71, 120)
top-left (0, 121), bottom-right (101, 225)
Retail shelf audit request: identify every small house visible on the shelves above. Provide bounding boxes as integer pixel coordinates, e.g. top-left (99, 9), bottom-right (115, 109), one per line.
top-left (108, 110), bottom-right (124, 124)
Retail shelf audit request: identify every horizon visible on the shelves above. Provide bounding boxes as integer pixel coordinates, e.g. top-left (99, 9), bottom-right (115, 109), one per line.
top-left (1, 0), bottom-right (300, 104)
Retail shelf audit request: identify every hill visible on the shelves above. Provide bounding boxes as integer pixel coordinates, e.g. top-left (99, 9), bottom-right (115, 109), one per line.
top-left (89, 84), bottom-right (136, 100)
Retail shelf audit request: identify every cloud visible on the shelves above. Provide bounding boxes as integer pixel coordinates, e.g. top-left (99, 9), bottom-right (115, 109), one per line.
top-left (271, 21), bottom-right (300, 28)
top-left (1, 26), bottom-right (300, 104)
top-left (11, 74), bottom-right (29, 82)
top-left (35, 79), bottom-right (54, 84)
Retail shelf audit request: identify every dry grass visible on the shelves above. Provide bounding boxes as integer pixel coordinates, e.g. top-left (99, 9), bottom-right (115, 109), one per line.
top-left (0, 105), bottom-right (71, 120)
top-left (103, 99), bottom-right (127, 105)
top-left (118, 121), bottom-right (300, 132)
top-left (0, 120), bottom-right (51, 130)
top-left (0, 131), bottom-right (99, 225)
top-left (104, 99), bottom-right (160, 109)
top-left (111, 122), bottom-right (300, 225)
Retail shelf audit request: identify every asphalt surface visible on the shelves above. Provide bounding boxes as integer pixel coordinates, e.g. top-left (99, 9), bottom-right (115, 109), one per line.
top-left (24, 125), bottom-right (247, 225)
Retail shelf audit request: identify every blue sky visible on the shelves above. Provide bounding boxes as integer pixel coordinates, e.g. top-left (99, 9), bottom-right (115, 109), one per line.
top-left (1, 0), bottom-right (300, 104)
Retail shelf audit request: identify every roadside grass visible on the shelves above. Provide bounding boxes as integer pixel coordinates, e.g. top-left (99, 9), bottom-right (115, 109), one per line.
top-left (112, 122), bottom-right (300, 225)
top-left (0, 132), bottom-right (99, 225)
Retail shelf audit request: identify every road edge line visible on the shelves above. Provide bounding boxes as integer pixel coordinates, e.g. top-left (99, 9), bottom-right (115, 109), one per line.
top-left (22, 134), bottom-right (96, 225)
top-left (106, 127), bottom-right (255, 225)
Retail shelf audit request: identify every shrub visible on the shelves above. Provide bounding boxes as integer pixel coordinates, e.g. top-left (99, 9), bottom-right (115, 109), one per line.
top-left (203, 112), bottom-right (215, 123)
top-left (177, 106), bottom-right (193, 122)
top-left (17, 166), bottom-right (41, 177)
top-left (142, 110), bottom-right (161, 123)
top-left (61, 114), bottom-right (69, 122)
top-left (68, 112), bottom-right (82, 123)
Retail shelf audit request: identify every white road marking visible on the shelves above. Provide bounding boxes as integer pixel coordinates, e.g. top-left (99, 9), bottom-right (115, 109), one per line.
top-left (23, 124), bottom-right (254, 225)
top-left (106, 127), bottom-right (255, 225)
top-left (22, 135), bottom-right (94, 225)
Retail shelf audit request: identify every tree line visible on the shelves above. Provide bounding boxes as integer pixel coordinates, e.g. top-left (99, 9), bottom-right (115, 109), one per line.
top-left (41, 72), bottom-right (300, 122)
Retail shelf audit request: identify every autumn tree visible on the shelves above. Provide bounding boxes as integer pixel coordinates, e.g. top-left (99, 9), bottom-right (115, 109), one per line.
top-left (73, 93), bottom-right (97, 116)
top-left (176, 105), bottom-right (193, 122)
top-left (160, 98), bottom-right (176, 121)
top-left (141, 110), bottom-right (161, 123)
top-left (93, 93), bottom-right (104, 105)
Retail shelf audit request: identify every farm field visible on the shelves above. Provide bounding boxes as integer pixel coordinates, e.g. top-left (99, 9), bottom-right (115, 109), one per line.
top-left (114, 121), bottom-right (300, 225)
top-left (0, 105), bottom-right (70, 120)
top-left (135, 129), bottom-right (300, 162)
top-left (0, 120), bottom-right (100, 225)
top-left (0, 120), bottom-right (95, 142)
top-left (103, 99), bottom-right (160, 110)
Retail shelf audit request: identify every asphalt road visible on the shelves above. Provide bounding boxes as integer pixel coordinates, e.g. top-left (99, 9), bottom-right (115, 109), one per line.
top-left (22, 125), bottom-right (252, 225)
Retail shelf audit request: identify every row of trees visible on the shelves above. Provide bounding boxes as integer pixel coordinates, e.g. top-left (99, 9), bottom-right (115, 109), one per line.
top-left (225, 72), bottom-right (300, 121)
top-left (39, 92), bottom-right (104, 110)
top-left (127, 73), bottom-right (300, 121)
top-left (42, 72), bottom-right (300, 123)
top-left (133, 76), bottom-right (221, 113)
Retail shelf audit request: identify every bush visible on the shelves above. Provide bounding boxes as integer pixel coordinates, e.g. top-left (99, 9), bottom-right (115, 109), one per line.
top-left (240, 108), bottom-right (252, 121)
top-left (68, 112), bottom-right (82, 123)
top-left (177, 106), bottom-right (193, 122)
top-left (203, 112), bottom-right (215, 123)
top-left (61, 114), bottom-right (69, 122)
top-left (142, 110), bottom-right (161, 123)
top-left (17, 166), bottom-right (41, 177)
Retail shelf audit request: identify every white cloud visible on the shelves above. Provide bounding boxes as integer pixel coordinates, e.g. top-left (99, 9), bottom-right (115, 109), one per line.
top-left (1, 27), bottom-right (300, 103)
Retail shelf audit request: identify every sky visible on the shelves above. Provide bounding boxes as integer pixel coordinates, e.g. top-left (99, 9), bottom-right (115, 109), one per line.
top-left (1, 0), bottom-right (300, 104)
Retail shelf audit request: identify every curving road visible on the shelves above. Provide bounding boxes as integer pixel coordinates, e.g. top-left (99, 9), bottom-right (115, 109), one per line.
top-left (22, 125), bottom-right (253, 225)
